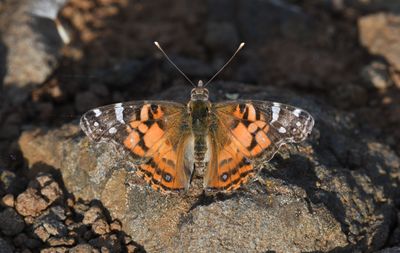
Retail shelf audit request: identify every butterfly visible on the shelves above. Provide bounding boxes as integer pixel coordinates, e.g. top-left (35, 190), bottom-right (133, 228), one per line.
top-left (80, 42), bottom-right (314, 193)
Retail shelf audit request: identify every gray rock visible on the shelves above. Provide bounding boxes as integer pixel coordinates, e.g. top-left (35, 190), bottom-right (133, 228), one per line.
top-left (18, 83), bottom-right (400, 252)
top-left (0, 207), bottom-right (25, 235)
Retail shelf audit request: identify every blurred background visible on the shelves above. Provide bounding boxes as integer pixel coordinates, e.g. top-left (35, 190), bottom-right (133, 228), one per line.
top-left (0, 0), bottom-right (400, 251)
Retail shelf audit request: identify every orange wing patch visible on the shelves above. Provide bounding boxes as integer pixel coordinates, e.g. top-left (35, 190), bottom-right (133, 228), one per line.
top-left (222, 103), bottom-right (273, 158)
top-left (205, 140), bottom-right (254, 191)
top-left (122, 103), bottom-right (190, 193)
top-left (137, 142), bottom-right (184, 192)
top-left (205, 102), bottom-right (277, 191)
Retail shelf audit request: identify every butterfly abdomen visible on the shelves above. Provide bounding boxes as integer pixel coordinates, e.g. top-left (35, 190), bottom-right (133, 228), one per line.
top-left (189, 99), bottom-right (211, 172)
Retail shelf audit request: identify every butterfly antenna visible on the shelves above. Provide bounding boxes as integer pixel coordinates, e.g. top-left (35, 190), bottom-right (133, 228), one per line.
top-left (203, 42), bottom-right (245, 87)
top-left (154, 41), bottom-right (196, 87)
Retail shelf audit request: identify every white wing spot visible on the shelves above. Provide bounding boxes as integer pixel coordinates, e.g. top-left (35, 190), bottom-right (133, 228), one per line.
top-left (271, 104), bottom-right (281, 123)
top-left (93, 109), bottom-right (102, 117)
top-left (115, 103), bottom-right (125, 124)
top-left (278, 127), bottom-right (287, 133)
top-left (293, 109), bottom-right (302, 117)
top-left (296, 121), bottom-right (302, 127)
top-left (108, 127), bottom-right (117, 134)
top-left (94, 122), bottom-right (99, 127)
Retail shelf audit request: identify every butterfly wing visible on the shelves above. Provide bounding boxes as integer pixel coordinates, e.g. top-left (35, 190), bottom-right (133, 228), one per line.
top-left (80, 101), bottom-right (194, 193)
top-left (204, 100), bottom-right (314, 191)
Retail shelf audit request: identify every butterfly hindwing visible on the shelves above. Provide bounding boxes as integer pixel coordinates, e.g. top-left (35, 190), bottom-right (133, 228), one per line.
top-left (204, 100), bottom-right (314, 191)
top-left (80, 101), bottom-right (194, 193)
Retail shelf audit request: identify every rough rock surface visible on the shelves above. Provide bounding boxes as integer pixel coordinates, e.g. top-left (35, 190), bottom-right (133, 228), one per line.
top-left (0, 173), bottom-right (136, 252)
top-left (18, 83), bottom-right (400, 252)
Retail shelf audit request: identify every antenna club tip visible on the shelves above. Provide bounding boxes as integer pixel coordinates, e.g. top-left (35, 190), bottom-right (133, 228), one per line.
top-left (154, 41), bottom-right (160, 46)
top-left (239, 42), bottom-right (245, 48)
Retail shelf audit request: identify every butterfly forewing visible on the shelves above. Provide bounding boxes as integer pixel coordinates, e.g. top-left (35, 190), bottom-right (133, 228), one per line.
top-left (204, 100), bottom-right (314, 191)
top-left (80, 101), bottom-right (194, 193)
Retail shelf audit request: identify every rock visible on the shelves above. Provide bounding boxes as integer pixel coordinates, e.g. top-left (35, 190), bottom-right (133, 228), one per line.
top-left (75, 91), bottom-right (102, 114)
top-left (40, 247), bottom-right (69, 253)
top-left (47, 237), bottom-right (75, 247)
top-left (88, 234), bottom-right (121, 252)
top-left (83, 206), bottom-right (110, 235)
top-left (91, 219), bottom-right (110, 235)
top-left (235, 0), bottom-right (310, 43)
top-left (0, 208), bottom-right (25, 235)
top-left (0, 238), bottom-right (14, 253)
top-left (0, 0), bottom-right (63, 89)
top-left (82, 206), bottom-right (104, 225)
top-left (359, 13), bottom-right (400, 71)
top-left (31, 174), bottom-right (63, 203)
top-left (15, 188), bottom-right (50, 217)
top-left (110, 220), bottom-right (122, 231)
top-left (361, 61), bottom-right (393, 90)
top-left (1, 194), bottom-right (15, 207)
top-left (375, 247), bottom-right (400, 253)
top-left (332, 0), bottom-right (400, 13)
top-left (330, 83), bottom-right (368, 109)
top-left (18, 83), bottom-right (400, 252)
top-left (69, 244), bottom-right (95, 253)
top-left (15, 173), bottom-right (62, 217)
top-left (0, 169), bottom-right (26, 195)
top-left (13, 233), bottom-right (41, 250)
top-left (33, 211), bottom-right (68, 242)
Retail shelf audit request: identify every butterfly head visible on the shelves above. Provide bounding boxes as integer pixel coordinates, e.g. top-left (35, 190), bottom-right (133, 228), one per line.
top-left (190, 80), bottom-right (209, 101)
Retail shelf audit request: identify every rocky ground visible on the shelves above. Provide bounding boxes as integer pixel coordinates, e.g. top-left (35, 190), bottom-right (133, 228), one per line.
top-left (0, 0), bottom-right (400, 252)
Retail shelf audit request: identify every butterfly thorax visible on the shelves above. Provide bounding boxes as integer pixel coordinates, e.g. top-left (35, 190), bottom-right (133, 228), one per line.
top-left (188, 86), bottom-right (211, 173)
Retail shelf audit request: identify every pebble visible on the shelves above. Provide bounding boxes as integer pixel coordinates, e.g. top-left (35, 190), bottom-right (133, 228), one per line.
top-left (0, 238), bottom-right (14, 253)
top-left (47, 237), bottom-right (76, 247)
top-left (83, 206), bottom-right (104, 225)
top-left (92, 219), bottom-right (110, 235)
top-left (0, 208), bottom-right (25, 236)
top-left (361, 61), bottom-right (392, 90)
top-left (15, 188), bottom-right (50, 217)
top-left (69, 244), bottom-right (95, 253)
top-left (1, 194), bottom-right (15, 207)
